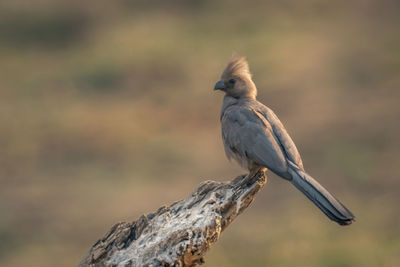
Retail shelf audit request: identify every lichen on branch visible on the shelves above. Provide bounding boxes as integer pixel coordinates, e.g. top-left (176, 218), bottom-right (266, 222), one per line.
top-left (79, 170), bottom-right (266, 267)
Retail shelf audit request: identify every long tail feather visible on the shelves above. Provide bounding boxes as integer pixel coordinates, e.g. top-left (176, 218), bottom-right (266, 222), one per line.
top-left (288, 168), bottom-right (355, 226)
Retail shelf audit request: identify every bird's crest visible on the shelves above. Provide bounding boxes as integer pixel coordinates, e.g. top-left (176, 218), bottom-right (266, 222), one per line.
top-left (221, 55), bottom-right (252, 80)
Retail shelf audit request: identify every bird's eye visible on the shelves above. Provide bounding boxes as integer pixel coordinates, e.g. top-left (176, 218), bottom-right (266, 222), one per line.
top-left (228, 78), bottom-right (236, 84)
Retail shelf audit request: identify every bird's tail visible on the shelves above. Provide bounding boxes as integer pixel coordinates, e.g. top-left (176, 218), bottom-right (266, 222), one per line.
top-left (288, 167), bottom-right (355, 226)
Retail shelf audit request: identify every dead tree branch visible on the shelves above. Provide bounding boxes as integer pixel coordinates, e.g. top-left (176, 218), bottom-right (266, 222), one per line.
top-left (79, 170), bottom-right (266, 267)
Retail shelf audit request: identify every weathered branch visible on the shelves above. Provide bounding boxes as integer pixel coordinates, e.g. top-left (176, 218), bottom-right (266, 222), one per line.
top-left (79, 170), bottom-right (267, 267)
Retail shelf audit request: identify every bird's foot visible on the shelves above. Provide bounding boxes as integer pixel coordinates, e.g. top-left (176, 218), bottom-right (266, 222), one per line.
top-left (239, 168), bottom-right (266, 187)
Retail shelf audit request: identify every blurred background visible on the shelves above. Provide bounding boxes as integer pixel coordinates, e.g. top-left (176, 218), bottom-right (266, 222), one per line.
top-left (0, 0), bottom-right (399, 266)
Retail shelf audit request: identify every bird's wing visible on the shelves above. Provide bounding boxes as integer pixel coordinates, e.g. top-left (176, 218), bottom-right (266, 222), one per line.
top-left (221, 105), bottom-right (290, 176)
top-left (260, 106), bottom-right (304, 170)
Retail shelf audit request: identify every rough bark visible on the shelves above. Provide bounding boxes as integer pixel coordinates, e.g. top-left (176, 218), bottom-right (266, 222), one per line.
top-left (79, 170), bottom-right (266, 267)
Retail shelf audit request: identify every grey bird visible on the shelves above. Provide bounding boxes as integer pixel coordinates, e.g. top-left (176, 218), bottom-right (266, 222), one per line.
top-left (214, 56), bottom-right (355, 226)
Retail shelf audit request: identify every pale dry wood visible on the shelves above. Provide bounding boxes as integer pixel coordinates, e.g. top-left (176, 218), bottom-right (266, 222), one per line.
top-left (78, 170), bottom-right (266, 267)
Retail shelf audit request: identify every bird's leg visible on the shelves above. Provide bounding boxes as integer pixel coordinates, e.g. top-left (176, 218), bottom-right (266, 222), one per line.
top-left (240, 166), bottom-right (266, 187)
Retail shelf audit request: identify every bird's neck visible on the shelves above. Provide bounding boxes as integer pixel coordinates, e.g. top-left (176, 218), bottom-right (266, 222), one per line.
top-left (221, 96), bottom-right (238, 116)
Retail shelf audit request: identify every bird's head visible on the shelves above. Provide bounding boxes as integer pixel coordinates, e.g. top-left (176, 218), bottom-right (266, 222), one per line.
top-left (214, 56), bottom-right (257, 99)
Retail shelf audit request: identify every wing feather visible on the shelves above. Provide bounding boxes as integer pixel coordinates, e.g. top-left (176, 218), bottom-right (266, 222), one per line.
top-left (261, 107), bottom-right (304, 169)
top-left (221, 105), bottom-right (289, 177)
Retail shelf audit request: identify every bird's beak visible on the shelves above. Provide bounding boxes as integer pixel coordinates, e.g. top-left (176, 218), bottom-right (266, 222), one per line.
top-left (214, 80), bottom-right (226, 91)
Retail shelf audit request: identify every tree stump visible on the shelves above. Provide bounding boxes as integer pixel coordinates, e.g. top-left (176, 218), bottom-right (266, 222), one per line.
top-left (79, 170), bottom-right (266, 267)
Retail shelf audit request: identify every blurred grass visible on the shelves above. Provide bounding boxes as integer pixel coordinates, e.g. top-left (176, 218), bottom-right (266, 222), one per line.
top-left (0, 0), bottom-right (399, 266)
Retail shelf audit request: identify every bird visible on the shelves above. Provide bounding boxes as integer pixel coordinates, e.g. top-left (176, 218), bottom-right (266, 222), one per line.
top-left (214, 56), bottom-right (355, 226)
